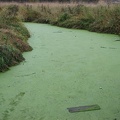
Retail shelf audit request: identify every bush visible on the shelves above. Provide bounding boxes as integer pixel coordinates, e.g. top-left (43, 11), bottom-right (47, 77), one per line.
top-left (0, 45), bottom-right (24, 72)
top-left (58, 13), bottom-right (70, 22)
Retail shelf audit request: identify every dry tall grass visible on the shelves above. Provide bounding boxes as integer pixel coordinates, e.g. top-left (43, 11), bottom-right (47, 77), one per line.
top-left (15, 2), bottom-right (120, 35)
top-left (0, 2), bottom-right (120, 35)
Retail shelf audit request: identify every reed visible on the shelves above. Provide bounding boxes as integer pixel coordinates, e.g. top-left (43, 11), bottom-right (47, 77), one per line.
top-left (17, 2), bottom-right (120, 35)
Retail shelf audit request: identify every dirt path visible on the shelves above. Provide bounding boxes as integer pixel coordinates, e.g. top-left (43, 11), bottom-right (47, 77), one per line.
top-left (0, 23), bottom-right (120, 120)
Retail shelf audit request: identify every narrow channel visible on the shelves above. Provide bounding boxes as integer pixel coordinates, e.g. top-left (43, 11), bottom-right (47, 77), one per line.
top-left (0, 23), bottom-right (120, 120)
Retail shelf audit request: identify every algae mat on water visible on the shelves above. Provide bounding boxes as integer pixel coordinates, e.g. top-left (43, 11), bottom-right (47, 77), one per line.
top-left (0, 23), bottom-right (120, 120)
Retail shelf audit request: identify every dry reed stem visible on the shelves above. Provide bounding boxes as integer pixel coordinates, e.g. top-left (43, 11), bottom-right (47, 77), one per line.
top-left (0, 1), bottom-right (118, 7)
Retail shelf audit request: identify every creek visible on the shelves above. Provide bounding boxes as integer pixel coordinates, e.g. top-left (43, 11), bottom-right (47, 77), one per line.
top-left (0, 23), bottom-right (120, 120)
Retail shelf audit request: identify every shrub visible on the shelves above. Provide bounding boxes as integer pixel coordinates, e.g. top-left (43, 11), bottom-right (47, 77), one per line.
top-left (0, 45), bottom-right (24, 72)
top-left (58, 13), bottom-right (70, 22)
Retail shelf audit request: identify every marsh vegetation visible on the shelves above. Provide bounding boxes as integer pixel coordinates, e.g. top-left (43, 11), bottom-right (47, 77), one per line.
top-left (18, 2), bottom-right (120, 35)
top-left (0, 5), bottom-right (32, 72)
top-left (0, 2), bottom-right (120, 120)
top-left (0, 1), bottom-right (120, 71)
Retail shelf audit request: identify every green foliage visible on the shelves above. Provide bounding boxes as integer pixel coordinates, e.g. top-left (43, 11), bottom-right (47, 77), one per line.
top-left (89, 5), bottom-right (120, 34)
top-left (0, 5), bottom-right (32, 72)
top-left (79, 18), bottom-right (94, 29)
top-left (24, 6), bottom-right (39, 22)
top-left (0, 45), bottom-right (24, 72)
top-left (58, 13), bottom-right (70, 22)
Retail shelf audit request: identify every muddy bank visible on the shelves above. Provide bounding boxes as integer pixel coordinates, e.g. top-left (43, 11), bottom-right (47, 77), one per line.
top-left (0, 23), bottom-right (120, 120)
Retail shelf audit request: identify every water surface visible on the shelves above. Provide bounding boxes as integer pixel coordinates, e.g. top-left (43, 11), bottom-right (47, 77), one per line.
top-left (0, 23), bottom-right (120, 120)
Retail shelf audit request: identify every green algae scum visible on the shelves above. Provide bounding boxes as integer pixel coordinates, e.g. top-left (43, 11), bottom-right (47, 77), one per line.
top-left (0, 23), bottom-right (120, 120)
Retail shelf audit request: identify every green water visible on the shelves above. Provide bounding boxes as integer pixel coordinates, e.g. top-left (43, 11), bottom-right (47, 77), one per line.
top-left (0, 23), bottom-right (120, 120)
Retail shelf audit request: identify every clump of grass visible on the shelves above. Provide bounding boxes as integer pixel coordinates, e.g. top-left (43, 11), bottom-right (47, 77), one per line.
top-left (0, 45), bottom-right (24, 72)
top-left (0, 5), bottom-right (30, 40)
top-left (89, 5), bottom-right (120, 34)
top-left (0, 5), bottom-right (32, 72)
top-left (19, 4), bottom-right (50, 23)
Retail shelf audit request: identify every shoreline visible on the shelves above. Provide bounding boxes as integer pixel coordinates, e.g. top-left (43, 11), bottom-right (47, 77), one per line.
top-left (0, 3), bottom-right (120, 72)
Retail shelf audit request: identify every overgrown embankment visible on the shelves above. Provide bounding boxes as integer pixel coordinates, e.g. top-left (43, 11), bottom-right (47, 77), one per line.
top-left (0, 5), bottom-right (32, 72)
top-left (0, 3), bottom-right (120, 72)
top-left (18, 3), bottom-right (120, 35)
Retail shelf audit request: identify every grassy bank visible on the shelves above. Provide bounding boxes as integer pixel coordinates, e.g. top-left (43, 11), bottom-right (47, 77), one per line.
top-left (0, 5), bottom-right (32, 72)
top-left (0, 2), bottom-right (120, 72)
top-left (17, 2), bottom-right (120, 35)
